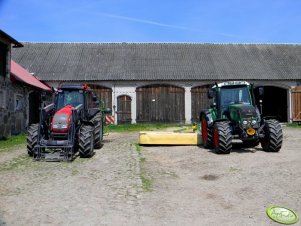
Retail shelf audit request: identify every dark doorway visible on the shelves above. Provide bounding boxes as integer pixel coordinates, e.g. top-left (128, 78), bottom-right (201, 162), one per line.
top-left (117, 95), bottom-right (132, 124)
top-left (136, 84), bottom-right (185, 123)
top-left (28, 91), bottom-right (40, 125)
top-left (254, 86), bottom-right (288, 122)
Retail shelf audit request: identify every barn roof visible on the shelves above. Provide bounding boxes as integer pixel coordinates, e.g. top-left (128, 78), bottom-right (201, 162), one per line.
top-left (11, 43), bottom-right (301, 82)
top-left (0, 30), bottom-right (23, 48)
top-left (10, 60), bottom-right (51, 91)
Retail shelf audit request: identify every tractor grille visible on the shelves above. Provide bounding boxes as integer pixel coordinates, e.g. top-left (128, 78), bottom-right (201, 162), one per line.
top-left (239, 106), bottom-right (256, 117)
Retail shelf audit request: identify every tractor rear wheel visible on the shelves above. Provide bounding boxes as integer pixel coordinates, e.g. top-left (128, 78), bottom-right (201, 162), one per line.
top-left (260, 119), bottom-right (282, 152)
top-left (213, 122), bottom-right (232, 154)
top-left (79, 125), bottom-right (94, 158)
top-left (27, 124), bottom-right (39, 156)
top-left (201, 115), bottom-right (213, 148)
top-left (92, 112), bottom-right (103, 149)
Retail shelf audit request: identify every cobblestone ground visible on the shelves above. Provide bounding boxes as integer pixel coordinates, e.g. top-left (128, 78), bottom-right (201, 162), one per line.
top-left (0, 133), bottom-right (143, 226)
top-left (0, 127), bottom-right (301, 226)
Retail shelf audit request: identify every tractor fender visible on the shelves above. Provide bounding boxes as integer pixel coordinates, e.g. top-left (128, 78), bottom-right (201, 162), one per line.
top-left (200, 110), bottom-right (214, 127)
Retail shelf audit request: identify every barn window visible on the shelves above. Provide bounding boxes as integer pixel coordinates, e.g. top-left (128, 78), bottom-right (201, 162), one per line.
top-left (0, 42), bottom-right (7, 77)
top-left (15, 94), bottom-right (24, 111)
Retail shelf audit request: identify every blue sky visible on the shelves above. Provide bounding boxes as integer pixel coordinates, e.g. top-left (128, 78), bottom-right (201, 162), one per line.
top-left (0, 0), bottom-right (300, 43)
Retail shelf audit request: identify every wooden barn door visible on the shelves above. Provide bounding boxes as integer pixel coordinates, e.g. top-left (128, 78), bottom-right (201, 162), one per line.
top-left (88, 85), bottom-right (112, 109)
top-left (117, 95), bottom-right (132, 124)
top-left (292, 86), bottom-right (301, 122)
top-left (191, 86), bottom-right (212, 122)
top-left (136, 84), bottom-right (185, 123)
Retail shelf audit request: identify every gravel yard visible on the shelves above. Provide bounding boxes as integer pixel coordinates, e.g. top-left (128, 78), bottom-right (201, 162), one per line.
top-left (0, 126), bottom-right (300, 226)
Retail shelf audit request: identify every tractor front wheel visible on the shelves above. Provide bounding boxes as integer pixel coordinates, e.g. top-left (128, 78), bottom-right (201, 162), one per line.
top-left (79, 125), bottom-right (95, 158)
top-left (213, 122), bottom-right (232, 154)
top-left (27, 124), bottom-right (39, 156)
top-left (260, 119), bottom-right (282, 152)
top-left (201, 115), bottom-right (213, 148)
top-left (92, 112), bottom-right (103, 149)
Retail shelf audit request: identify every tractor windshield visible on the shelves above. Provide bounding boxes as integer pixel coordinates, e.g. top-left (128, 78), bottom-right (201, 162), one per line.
top-left (220, 85), bottom-right (252, 107)
top-left (56, 90), bottom-right (84, 110)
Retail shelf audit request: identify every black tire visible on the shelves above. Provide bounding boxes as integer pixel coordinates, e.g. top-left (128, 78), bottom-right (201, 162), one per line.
top-left (79, 125), bottom-right (94, 158)
top-left (260, 119), bottom-right (282, 152)
top-left (27, 124), bottom-right (39, 156)
top-left (201, 114), bottom-right (213, 148)
top-left (91, 112), bottom-right (103, 149)
top-left (213, 122), bottom-right (232, 154)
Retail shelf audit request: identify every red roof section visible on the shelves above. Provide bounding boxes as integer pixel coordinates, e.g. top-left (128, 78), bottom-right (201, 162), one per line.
top-left (10, 60), bottom-right (51, 91)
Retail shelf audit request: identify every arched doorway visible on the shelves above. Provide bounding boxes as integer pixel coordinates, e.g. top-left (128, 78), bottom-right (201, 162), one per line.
top-left (117, 95), bottom-right (132, 124)
top-left (136, 84), bottom-right (185, 123)
top-left (191, 85), bottom-right (213, 122)
top-left (254, 86), bottom-right (288, 122)
top-left (88, 84), bottom-right (112, 109)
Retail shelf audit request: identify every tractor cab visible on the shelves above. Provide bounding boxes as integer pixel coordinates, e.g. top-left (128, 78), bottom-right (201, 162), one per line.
top-left (209, 81), bottom-right (260, 130)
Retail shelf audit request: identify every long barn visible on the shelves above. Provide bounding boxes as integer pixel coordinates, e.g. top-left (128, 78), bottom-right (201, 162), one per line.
top-left (12, 43), bottom-right (301, 124)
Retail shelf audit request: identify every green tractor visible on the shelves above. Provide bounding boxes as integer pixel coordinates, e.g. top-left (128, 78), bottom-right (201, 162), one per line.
top-left (200, 81), bottom-right (283, 154)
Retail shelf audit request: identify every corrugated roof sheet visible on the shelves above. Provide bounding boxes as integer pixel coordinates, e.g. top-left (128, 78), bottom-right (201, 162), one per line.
top-left (11, 43), bottom-right (301, 81)
top-left (10, 60), bottom-right (51, 90)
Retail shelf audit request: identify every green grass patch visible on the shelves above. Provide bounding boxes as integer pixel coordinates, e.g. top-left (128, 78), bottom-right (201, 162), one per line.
top-left (133, 142), bottom-right (153, 192)
top-left (0, 154), bottom-right (33, 172)
top-left (286, 123), bottom-right (301, 128)
top-left (104, 123), bottom-right (183, 133)
top-left (0, 133), bottom-right (26, 152)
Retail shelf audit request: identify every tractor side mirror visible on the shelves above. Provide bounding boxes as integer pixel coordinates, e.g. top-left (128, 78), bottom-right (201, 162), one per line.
top-left (258, 87), bottom-right (264, 97)
top-left (103, 108), bottom-right (112, 114)
top-left (208, 89), bottom-right (215, 99)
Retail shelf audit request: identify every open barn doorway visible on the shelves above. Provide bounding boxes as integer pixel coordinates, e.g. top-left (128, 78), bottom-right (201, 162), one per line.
top-left (254, 86), bottom-right (288, 122)
top-left (28, 91), bottom-right (40, 126)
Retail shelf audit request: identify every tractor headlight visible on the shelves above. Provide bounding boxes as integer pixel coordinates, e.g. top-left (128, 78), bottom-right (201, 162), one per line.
top-left (251, 120), bottom-right (257, 125)
top-left (242, 120), bottom-right (248, 125)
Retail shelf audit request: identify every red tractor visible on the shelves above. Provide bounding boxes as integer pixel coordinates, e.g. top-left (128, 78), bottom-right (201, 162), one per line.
top-left (27, 84), bottom-right (111, 161)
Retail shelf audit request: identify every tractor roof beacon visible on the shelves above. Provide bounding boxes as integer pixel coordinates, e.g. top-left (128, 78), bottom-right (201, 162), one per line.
top-left (27, 84), bottom-right (111, 161)
top-left (200, 81), bottom-right (283, 154)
